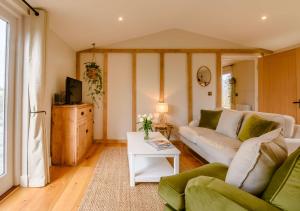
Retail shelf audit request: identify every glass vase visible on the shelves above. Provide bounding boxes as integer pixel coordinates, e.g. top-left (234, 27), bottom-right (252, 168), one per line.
top-left (144, 130), bottom-right (149, 140)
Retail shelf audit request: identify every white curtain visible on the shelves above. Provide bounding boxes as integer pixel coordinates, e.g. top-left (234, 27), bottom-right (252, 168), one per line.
top-left (21, 10), bottom-right (49, 187)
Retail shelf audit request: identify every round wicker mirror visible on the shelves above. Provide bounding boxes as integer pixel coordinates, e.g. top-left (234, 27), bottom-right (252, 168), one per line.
top-left (197, 66), bottom-right (211, 87)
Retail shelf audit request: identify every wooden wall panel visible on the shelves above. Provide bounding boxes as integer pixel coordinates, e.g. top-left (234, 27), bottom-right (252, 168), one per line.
top-left (259, 50), bottom-right (297, 120)
top-left (76, 52), bottom-right (80, 79)
top-left (132, 53), bottom-right (137, 131)
top-left (296, 48), bottom-right (300, 124)
top-left (103, 53), bottom-right (108, 141)
top-left (160, 53), bottom-right (165, 102)
top-left (187, 53), bottom-right (193, 123)
top-left (216, 53), bottom-right (222, 108)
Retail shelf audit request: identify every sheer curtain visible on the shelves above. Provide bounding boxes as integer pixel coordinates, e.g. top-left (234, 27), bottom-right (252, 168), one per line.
top-left (21, 10), bottom-right (49, 187)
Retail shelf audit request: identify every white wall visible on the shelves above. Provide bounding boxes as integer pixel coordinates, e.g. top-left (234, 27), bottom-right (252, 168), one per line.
top-left (232, 60), bottom-right (255, 110)
top-left (165, 54), bottom-right (188, 126)
top-left (78, 52), bottom-right (219, 140)
top-left (79, 52), bottom-right (217, 141)
top-left (45, 29), bottom-right (76, 157)
top-left (107, 53), bottom-right (132, 140)
top-left (78, 30), bottom-right (243, 140)
top-left (192, 54), bottom-right (216, 120)
top-left (136, 54), bottom-right (160, 118)
top-left (105, 29), bottom-right (246, 49)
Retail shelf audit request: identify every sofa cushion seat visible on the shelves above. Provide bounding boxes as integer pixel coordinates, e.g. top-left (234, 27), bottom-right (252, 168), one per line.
top-left (179, 126), bottom-right (241, 164)
top-left (158, 163), bottom-right (228, 211)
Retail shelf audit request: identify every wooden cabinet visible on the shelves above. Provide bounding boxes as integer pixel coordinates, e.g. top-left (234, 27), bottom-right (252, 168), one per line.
top-left (51, 104), bottom-right (94, 166)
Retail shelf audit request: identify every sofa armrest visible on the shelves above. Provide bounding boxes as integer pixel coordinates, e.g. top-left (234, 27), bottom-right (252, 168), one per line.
top-left (292, 124), bottom-right (300, 138)
top-left (185, 176), bottom-right (280, 211)
top-left (284, 138), bottom-right (300, 155)
top-left (158, 163), bottom-right (228, 210)
top-left (188, 119), bottom-right (199, 127)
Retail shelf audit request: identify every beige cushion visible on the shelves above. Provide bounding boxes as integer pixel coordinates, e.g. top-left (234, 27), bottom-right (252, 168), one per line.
top-left (225, 128), bottom-right (288, 195)
top-left (216, 109), bottom-right (244, 138)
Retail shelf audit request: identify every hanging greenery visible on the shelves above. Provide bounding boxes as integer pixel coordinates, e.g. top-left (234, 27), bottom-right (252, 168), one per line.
top-left (83, 43), bottom-right (103, 107)
top-left (83, 61), bottom-right (103, 107)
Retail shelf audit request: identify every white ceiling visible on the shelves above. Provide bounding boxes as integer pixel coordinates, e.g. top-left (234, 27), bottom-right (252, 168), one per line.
top-left (28, 0), bottom-right (300, 51)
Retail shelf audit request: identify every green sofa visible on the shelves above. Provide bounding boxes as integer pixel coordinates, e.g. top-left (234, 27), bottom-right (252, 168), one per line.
top-left (158, 147), bottom-right (300, 211)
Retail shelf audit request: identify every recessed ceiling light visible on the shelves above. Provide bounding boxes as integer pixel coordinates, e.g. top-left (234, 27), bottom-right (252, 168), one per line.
top-left (118, 16), bottom-right (123, 22)
top-left (261, 16), bottom-right (267, 20)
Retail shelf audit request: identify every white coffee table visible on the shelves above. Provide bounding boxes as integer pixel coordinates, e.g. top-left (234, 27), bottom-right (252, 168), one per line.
top-left (127, 132), bottom-right (181, 187)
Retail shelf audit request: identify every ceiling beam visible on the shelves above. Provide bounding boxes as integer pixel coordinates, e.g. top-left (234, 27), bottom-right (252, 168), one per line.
top-left (77, 48), bottom-right (273, 55)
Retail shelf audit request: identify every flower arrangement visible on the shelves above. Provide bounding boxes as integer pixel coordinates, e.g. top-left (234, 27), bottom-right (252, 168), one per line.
top-left (137, 114), bottom-right (153, 140)
top-left (83, 61), bottom-right (103, 107)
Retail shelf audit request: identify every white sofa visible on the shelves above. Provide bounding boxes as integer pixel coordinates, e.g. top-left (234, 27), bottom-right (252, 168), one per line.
top-left (179, 110), bottom-right (300, 166)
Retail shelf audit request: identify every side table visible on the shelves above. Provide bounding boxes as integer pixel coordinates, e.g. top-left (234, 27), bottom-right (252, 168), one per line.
top-left (153, 123), bottom-right (174, 140)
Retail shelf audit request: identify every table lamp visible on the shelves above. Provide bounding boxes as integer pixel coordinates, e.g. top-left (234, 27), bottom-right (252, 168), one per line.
top-left (156, 102), bottom-right (168, 124)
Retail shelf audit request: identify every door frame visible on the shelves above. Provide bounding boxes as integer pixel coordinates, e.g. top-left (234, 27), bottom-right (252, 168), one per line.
top-left (0, 3), bottom-right (23, 195)
top-left (0, 5), bottom-right (17, 195)
top-left (220, 54), bottom-right (260, 111)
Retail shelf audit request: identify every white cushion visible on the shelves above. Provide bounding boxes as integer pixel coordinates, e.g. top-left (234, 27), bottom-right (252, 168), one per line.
top-left (225, 128), bottom-right (288, 195)
top-left (243, 111), bottom-right (295, 138)
top-left (188, 119), bottom-right (199, 127)
top-left (216, 109), bottom-right (244, 138)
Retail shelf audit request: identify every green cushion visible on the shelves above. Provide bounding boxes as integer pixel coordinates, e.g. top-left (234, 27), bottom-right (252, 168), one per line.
top-left (198, 109), bottom-right (222, 129)
top-left (238, 114), bottom-right (278, 141)
top-left (263, 147), bottom-right (300, 211)
top-left (158, 163), bottom-right (228, 210)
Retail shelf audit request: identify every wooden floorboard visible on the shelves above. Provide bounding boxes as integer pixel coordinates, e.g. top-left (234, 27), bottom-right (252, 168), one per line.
top-left (0, 142), bottom-right (202, 211)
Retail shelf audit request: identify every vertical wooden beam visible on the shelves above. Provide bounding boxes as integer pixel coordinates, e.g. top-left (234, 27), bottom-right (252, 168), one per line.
top-left (216, 53), bottom-right (222, 108)
top-left (76, 52), bottom-right (80, 79)
top-left (160, 53), bottom-right (165, 102)
top-left (132, 53), bottom-right (137, 131)
top-left (257, 57), bottom-right (264, 112)
top-left (103, 53), bottom-right (108, 141)
top-left (187, 53), bottom-right (193, 123)
top-left (296, 48), bottom-right (300, 124)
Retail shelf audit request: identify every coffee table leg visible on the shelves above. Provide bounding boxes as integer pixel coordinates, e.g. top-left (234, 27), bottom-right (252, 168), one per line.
top-left (129, 154), bottom-right (135, 187)
top-left (174, 155), bottom-right (179, 174)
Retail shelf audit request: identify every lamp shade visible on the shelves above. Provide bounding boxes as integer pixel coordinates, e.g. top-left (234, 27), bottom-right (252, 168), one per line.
top-left (156, 102), bottom-right (168, 113)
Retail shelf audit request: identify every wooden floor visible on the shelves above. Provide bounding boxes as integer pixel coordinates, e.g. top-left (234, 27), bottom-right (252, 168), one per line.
top-left (0, 142), bottom-right (202, 211)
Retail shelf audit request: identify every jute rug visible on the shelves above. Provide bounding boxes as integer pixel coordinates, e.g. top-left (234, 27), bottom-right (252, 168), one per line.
top-left (79, 146), bottom-right (165, 211)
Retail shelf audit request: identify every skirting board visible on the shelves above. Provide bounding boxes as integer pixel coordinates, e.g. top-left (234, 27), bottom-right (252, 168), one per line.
top-left (94, 139), bottom-right (127, 144)
top-left (94, 139), bottom-right (182, 144)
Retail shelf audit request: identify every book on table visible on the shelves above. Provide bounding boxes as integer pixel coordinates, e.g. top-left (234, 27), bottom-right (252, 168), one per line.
top-left (147, 139), bottom-right (174, 151)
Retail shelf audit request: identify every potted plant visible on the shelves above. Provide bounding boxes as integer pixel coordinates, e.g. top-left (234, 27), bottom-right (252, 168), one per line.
top-left (137, 114), bottom-right (153, 140)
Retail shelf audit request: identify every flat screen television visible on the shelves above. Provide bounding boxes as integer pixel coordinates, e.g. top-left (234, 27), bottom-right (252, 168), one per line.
top-left (65, 77), bottom-right (82, 104)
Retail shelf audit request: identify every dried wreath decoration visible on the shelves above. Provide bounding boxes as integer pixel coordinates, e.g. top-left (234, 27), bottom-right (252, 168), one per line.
top-left (83, 43), bottom-right (103, 107)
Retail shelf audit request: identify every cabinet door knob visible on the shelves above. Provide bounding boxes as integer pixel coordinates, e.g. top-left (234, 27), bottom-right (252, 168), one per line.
top-left (89, 109), bottom-right (92, 112)
top-left (86, 129), bottom-right (88, 133)
top-left (81, 112), bottom-right (84, 115)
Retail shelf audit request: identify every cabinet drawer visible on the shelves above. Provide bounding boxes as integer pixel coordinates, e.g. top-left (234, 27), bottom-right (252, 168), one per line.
top-left (78, 107), bottom-right (89, 120)
top-left (87, 107), bottom-right (93, 119)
